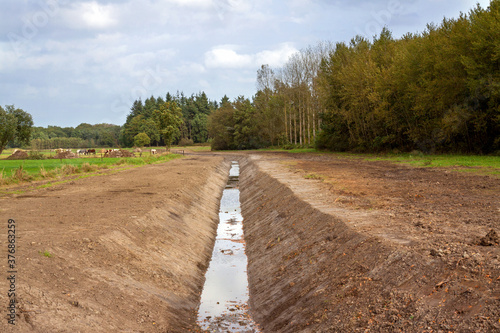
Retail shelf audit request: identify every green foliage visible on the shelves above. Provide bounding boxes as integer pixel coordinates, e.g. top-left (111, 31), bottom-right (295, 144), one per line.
top-left (28, 150), bottom-right (47, 160)
top-left (0, 105), bottom-right (34, 154)
top-left (120, 92), bottom-right (216, 147)
top-left (154, 101), bottom-right (183, 148)
top-left (208, 96), bottom-right (264, 150)
top-left (208, 101), bottom-right (235, 150)
top-left (315, 2), bottom-right (500, 154)
top-left (31, 123), bottom-right (121, 149)
top-left (218, 2), bottom-right (497, 154)
top-left (178, 137), bottom-right (194, 146)
top-left (133, 132), bottom-right (151, 147)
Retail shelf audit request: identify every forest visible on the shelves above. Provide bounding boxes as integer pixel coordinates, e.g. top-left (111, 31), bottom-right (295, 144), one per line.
top-left (120, 92), bottom-right (217, 147)
top-left (16, 92), bottom-right (216, 150)
top-left (210, 1), bottom-right (500, 154)
top-left (4, 1), bottom-right (499, 154)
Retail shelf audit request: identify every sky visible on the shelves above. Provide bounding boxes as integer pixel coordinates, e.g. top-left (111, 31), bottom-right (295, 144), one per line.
top-left (0, 0), bottom-right (492, 128)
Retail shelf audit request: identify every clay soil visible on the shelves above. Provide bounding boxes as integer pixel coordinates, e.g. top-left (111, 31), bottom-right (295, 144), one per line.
top-left (0, 155), bottom-right (228, 333)
top-left (241, 152), bottom-right (499, 332)
top-left (0, 151), bottom-right (499, 332)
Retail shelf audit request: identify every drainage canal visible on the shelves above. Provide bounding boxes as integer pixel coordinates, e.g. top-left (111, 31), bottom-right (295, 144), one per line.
top-left (197, 161), bottom-right (260, 332)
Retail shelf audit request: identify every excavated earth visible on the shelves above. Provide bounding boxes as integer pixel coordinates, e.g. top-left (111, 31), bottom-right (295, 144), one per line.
top-left (1, 155), bottom-right (229, 332)
top-left (0, 151), bottom-right (499, 332)
top-left (240, 152), bottom-right (499, 333)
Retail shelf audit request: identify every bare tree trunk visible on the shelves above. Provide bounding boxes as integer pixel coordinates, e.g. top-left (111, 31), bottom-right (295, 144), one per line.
top-left (285, 101), bottom-right (288, 145)
top-left (299, 101), bottom-right (303, 146)
top-left (294, 109), bottom-right (297, 145)
top-left (307, 105), bottom-right (311, 145)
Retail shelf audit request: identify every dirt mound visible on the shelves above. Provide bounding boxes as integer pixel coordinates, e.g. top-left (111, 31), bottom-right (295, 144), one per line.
top-left (105, 149), bottom-right (135, 158)
top-left (480, 229), bottom-right (499, 246)
top-left (6, 150), bottom-right (29, 159)
top-left (53, 151), bottom-right (77, 159)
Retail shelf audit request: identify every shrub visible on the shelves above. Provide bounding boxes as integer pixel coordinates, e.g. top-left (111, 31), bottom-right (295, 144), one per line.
top-left (29, 150), bottom-right (46, 160)
top-left (13, 165), bottom-right (31, 181)
top-left (80, 163), bottom-right (97, 172)
top-left (178, 137), bottom-right (194, 146)
top-left (60, 164), bottom-right (79, 175)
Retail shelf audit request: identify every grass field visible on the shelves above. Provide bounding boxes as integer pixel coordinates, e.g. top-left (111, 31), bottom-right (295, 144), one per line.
top-left (0, 150), bottom-right (183, 185)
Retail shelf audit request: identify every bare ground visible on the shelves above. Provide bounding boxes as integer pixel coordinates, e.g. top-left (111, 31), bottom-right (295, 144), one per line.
top-left (240, 152), bottom-right (499, 332)
top-left (1, 156), bottom-right (228, 332)
top-left (1, 151), bottom-right (499, 332)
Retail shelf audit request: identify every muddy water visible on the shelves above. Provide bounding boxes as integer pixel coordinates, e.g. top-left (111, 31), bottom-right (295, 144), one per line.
top-left (197, 161), bottom-right (260, 332)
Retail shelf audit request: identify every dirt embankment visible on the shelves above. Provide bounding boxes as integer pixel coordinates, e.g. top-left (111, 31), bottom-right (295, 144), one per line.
top-left (240, 155), bottom-right (499, 332)
top-left (0, 156), bottom-right (229, 332)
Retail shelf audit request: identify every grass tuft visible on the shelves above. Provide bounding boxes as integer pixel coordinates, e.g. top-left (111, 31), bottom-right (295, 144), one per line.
top-left (40, 250), bottom-right (52, 258)
top-left (80, 162), bottom-right (97, 172)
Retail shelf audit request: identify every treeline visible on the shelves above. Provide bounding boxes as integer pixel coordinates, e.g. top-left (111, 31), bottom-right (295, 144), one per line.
top-left (210, 1), bottom-right (499, 154)
top-left (121, 92), bottom-right (217, 147)
top-left (30, 123), bottom-right (121, 149)
top-left (316, 2), bottom-right (500, 153)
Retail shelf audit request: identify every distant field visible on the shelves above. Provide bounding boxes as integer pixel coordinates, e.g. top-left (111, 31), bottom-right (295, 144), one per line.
top-left (0, 150), bottom-right (183, 185)
top-left (259, 148), bottom-right (500, 176)
top-left (173, 145), bottom-right (212, 152)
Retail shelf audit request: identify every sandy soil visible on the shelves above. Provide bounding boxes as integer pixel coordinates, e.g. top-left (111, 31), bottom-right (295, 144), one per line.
top-left (0, 155), bottom-right (228, 332)
top-left (241, 152), bottom-right (499, 332)
top-left (1, 151), bottom-right (498, 332)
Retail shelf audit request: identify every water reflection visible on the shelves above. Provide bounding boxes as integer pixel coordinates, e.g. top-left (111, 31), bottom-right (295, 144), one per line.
top-left (197, 162), bottom-right (260, 332)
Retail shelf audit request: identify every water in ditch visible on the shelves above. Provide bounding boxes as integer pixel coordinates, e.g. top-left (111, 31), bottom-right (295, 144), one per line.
top-left (197, 161), bottom-right (260, 332)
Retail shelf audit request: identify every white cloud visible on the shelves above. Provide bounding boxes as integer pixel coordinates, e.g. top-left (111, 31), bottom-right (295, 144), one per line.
top-left (63, 1), bottom-right (118, 30)
top-left (256, 43), bottom-right (298, 67)
top-left (205, 46), bottom-right (253, 68)
top-left (205, 43), bottom-right (298, 69)
top-left (164, 0), bottom-right (214, 8)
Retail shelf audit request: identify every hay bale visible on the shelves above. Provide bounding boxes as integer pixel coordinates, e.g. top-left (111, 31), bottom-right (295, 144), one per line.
top-left (6, 150), bottom-right (29, 160)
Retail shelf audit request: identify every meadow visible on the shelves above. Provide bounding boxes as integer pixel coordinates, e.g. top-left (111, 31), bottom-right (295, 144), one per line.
top-left (0, 148), bottom-right (183, 185)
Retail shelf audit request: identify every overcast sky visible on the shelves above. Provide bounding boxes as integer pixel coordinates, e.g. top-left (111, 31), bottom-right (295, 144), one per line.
top-left (0, 0), bottom-right (492, 127)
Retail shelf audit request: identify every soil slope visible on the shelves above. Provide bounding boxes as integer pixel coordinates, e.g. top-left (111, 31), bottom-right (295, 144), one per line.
top-left (240, 153), bottom-right (499, 332)
top-left (0, 156), bottom-right (228, 332)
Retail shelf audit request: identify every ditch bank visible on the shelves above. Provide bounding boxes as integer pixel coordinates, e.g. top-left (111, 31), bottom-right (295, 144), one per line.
top-left (239, 157), bottom-right (499, 332)
top-left (0, 156), bottom-right (230, 333)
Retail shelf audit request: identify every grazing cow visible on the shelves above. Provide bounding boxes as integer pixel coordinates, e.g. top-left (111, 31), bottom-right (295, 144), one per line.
top-left (87, 149), bottom-right (96, 155)
top-left (77, 149), bottom-right (87, 155)
top-left (151, 149), bottom-right (157, 155)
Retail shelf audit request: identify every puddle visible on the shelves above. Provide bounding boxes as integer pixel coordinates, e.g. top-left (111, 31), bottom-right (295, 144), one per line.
top-left (197, 161), bottom-right (260, 332)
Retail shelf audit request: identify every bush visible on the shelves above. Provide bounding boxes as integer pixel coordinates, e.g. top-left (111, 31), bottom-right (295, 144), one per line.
top-left (29, 150), bottom-right (46, 160)
top-left (13, 165), bottom-right (32, 181)
top-left (60, 164), bottom-right (79, 175)
top-left (80, 163), bottom-right (97, 172)
top-left (178, 138), bottom-right (194, 146)
top-left (39, 165), bottom-right (53, 178)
